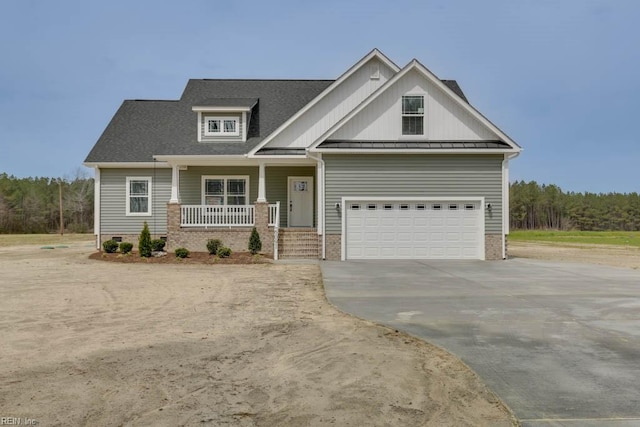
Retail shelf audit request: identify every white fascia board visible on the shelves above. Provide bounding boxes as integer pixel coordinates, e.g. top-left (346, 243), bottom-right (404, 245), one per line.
top-left (246, 48), bottom-right (401, 157)
top-left (309, 59), bottom-right (522, 152)
top-left (192, 106), bottom-right (253, 112)
top-left (83, 162), bottom-right (171, 168)
top-left (310, 148), bottom-right (518, 155)
top-left (153, 155), bottom-right (315, 166)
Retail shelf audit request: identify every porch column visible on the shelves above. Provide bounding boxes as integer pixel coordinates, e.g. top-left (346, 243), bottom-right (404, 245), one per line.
top-left (257, 162), bottom-right (267, 202)
top-left (169, 164), bottom-right (180, 203)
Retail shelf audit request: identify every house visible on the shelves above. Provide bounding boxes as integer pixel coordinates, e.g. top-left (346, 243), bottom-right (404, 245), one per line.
top-left (84, 49), bottom-right (521, 260)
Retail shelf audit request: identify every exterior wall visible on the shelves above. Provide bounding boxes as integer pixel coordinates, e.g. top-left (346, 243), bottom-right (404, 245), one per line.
top-left (265, 166), bottom-right (316, 227)
top-left (179, 166), bottom-right (259, 205)
top-left (324, 154), bottom-right (504, 235)
top-left (100, 168), bottom-right (172, 236)
top-left (330, 69), bottom-right (497, 141)
top-left (485, 234), bottom-right (504, 260)
top-left (267, 57), bottom-right (396, 149)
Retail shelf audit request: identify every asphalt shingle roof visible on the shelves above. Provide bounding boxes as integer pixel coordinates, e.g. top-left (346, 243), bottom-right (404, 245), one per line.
top-left (85, 80), bottom-right (333, 162)
top-left (85, 78), bottom-right (472, 162)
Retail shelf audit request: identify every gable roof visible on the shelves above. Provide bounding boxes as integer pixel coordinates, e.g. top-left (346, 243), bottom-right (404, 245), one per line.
top-left (85, 80), bottom-right (333, 163)
top-left (246, 48), bottom-right (400, 156)
top-left (308, 59), bottom-right (521, 152)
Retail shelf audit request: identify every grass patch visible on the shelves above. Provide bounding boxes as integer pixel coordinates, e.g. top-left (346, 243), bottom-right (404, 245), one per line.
top-left (509, 230), bottom-right (640, 247)
top-left (0, 234), bottom-right (94, 248)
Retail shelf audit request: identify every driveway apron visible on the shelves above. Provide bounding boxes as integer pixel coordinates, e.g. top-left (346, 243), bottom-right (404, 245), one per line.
top-left (321, 258), bottom-right (640, 426)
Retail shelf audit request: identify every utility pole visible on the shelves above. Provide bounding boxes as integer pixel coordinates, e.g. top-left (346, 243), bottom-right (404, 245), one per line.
top-left (59, 179), bottom-right (64, 236)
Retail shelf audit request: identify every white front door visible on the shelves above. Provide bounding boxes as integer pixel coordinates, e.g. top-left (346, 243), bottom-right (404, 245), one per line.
top-left (288, 176), bottom-right (314, 227)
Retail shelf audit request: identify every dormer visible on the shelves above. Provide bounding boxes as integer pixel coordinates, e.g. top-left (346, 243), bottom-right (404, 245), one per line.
top-left (192, 98), bottom-right (257, 142)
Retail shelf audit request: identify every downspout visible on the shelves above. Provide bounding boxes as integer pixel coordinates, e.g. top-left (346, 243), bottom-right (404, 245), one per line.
top-left (502, 152), bottom-right (520, 259)
top-left (306, 150), bottom-right (325, 260)
top-left (94, 167), bottom-right (101, 249)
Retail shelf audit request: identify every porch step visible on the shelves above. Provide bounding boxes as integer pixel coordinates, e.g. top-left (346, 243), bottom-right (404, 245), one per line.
top-left (278, 228), bottom-right (319, 259)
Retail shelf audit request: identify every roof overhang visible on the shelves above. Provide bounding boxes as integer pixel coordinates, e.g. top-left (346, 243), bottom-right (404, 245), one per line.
top-left (191, 106), bottom-right (253, 113)
top-left (153, 155), bottom-right (315, 166)
top-left (83, 162), bottom-right (171, 168)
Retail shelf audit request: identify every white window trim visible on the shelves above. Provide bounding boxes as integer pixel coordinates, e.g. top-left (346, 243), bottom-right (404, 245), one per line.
top-left (201, 175), bottom-right (250, 205)
top-left (203, 115), bottom-right (240, 137)
top-left (401, 94), bottom-right (425, 136)
top-left (125, 176), bottom-right (152, 216)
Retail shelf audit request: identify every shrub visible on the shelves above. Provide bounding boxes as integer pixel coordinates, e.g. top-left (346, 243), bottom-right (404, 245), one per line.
top-left (217, 246), bottom-right (232, 258)
top-left (151, 239), bottom-right (166, 252)
top-left (248, 227), bottom-right (262, 255)
top-left (119, 242), bottom-right (133, 254)
top-left (102, 239), bottom-right (119, 253)
top-left (175, 247), bottom-right (190, 258)
top-left (206, 239), bottom-right (223, 255)
top-left (138, 221), bottom-right (152, 257)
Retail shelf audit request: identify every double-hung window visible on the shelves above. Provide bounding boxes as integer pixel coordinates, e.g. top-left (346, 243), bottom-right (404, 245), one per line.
top-left (402, 95), bottom-right (424, 135)
top-left (126, 177), bottom-right (152, 215)
top-left (202, 176), bottom-right (248, 205)
top-left (204, 116), bottom-right (240, 137)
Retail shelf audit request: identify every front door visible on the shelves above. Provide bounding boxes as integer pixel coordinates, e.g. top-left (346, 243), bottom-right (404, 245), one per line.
top-left (288, 176), bottom-right (314, 227)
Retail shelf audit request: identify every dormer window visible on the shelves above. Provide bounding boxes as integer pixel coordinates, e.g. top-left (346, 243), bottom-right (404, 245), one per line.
top-left (204, 116), bottom-right (240, 137)
top-left (193, 98), bottom-right (257, 143)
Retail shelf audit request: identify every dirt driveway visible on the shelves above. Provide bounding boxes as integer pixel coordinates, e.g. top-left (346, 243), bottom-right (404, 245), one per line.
top-left (0, 243), bottom-right (514, 426)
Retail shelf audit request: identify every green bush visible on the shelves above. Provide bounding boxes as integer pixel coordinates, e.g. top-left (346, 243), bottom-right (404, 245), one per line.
top-left (138, 221), bottom-right (152, 257)
top-left (102, 239), bottom-right (119, 253)
top-left (248, 227), bottom-right (262, 255)
top-left (206, 239), bottom-right (223, 255)
top-left (217, 246), bottom-right (232, 258)
top-left (175, 247), bottom-right (190, 258)
top-left (119, 242), bottom-right (133, 254)
top-left (151, 239), bottom-right (166, 252)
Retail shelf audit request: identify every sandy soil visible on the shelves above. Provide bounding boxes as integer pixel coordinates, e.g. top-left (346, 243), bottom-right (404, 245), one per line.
top-left (509, 241), bottom-right (640, 269)
top-left (0, 243), bottom-right (515, 426)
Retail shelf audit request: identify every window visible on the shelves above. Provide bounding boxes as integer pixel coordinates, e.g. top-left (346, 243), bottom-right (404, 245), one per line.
top-left (400, 204), bottom-right (409, 210)
top-left (449, 204), bottom-right (459, 210)
top-left (350, 204), bottom-right (361, 210)
top-left (126, 177), bottom-right (151, 216)
top-left (203, 116), bottom-right (240, 137)
top-left (416, 204), bottom-right (426, 210)
top-left (402, 95), bottom-right (424, 135)
top-left (384, 204), bottom-right (393, 210)
top-left (367, 204), bottom-right (377, 210)
top-left (202, 176), bottom-right (248, 205)
top-left (432, 204), bottom-right (442, 210)
top-left (465, 204), bottom-right (475, 210)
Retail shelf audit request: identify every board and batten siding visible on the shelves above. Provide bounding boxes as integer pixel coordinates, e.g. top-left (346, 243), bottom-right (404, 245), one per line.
top-left (179, 166), bottom-right (259, 205)
top-left (267, 57), bottom-right (396, 149)
top-left (329, 69), bottom-right (498, 141)
top-left (100, 168), bottom-right (172, 235)
top-left (324, 154), bottom-right (503, 234)
top-left (265, 166), bottom-right (316, 227)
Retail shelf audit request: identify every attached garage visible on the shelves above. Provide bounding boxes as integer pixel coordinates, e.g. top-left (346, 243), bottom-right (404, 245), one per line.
top-left (342, 198), bottom-right (485, 260)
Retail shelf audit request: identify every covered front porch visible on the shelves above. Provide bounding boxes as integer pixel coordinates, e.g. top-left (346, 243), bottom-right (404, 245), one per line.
top-left (158, 157), bottom-right (323, 259)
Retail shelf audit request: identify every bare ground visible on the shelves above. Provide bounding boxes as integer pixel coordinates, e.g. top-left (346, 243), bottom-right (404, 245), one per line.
top-left (0, 243), bottom-right (515, 426)
top-left (509, 241), bottom-right (640, 269)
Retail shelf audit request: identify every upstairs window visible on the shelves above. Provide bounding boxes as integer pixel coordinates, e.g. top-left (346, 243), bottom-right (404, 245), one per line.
top-left (204, 116), bottom-right (240, 137)
top-left (402, 95), bottom-right (424, 135)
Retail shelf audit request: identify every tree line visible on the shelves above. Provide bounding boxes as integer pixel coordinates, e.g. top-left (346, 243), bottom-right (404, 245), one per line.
top-left (0, 172), bottom-right (94, 234)
top-left (510, 180), bottom-right (640, 231)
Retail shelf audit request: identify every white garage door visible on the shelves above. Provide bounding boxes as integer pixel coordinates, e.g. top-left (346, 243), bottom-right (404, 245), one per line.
top-left (345, 200), bottom-right (483, 260)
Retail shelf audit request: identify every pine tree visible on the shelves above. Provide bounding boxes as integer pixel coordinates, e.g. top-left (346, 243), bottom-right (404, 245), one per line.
top-left (139, 221), bottom-right (152, 257)
top-left (248, 227), bottom-right (262, 255)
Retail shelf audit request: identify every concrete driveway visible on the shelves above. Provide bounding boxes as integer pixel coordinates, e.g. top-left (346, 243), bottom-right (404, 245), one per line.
top-left (321, 258), bottom-right (640, 427)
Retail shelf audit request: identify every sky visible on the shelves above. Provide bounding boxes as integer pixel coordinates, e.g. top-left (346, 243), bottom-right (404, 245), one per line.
top-left (0, 0), bottom-right (639, 193)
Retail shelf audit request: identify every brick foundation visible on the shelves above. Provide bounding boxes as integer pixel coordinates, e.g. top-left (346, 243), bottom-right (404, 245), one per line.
top-left (485, 234), bottom-right (505, 260)
top-left (325, 234), bottom-right (342, 260)
top-left (166, 202), bottom-right (274, 255)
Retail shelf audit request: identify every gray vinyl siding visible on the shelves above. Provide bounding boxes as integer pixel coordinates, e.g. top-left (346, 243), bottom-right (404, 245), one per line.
top-left (324, 154), bottom-right (503, 234)
top-left (265, 166), bottom-right (316, 227)
top-left (100, 168), bottom-right (172, 235)
top-left (179, 166), bottom-right (258, 204)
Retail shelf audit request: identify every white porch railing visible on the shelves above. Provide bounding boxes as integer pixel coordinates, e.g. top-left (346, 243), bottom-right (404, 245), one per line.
top-left (181, 205), bottom-right (255, 227)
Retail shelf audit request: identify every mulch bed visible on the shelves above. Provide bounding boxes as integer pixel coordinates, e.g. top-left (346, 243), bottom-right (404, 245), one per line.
top-left (89, 251), bottom-right (272, 265)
